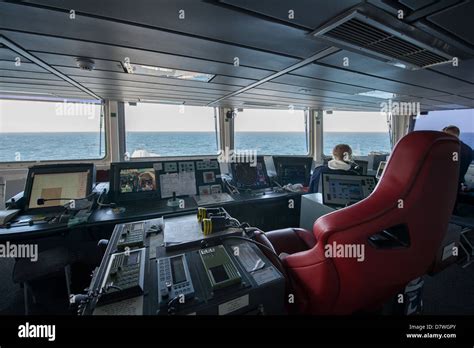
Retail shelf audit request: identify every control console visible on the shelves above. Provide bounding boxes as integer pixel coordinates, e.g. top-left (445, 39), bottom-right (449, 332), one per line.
top-left (99, 248), bottom-right (146, 304)
top-left (116, 218), bottom-right (163, 251)
top-left (157, 254), bottom-right (195, 303)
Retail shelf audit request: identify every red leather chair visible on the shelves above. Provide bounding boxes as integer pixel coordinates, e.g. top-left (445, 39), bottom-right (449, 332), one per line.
top-left (259, 131), bottom-right (460, 314)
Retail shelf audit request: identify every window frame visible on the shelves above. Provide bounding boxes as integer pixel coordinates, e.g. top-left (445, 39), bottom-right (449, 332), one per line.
top-left (321, 111), bottom-right (391, 157)
top-left (0, 98), bottom-right (108, 169)
top-left (123, 103), bottom-right (221, 161)
top-left (232, 108), bottom-right (311, 156)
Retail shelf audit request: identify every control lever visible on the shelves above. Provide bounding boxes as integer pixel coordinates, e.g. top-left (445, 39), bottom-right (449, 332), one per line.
top-left (97, 239), bottom-right (109, 259)
top-left (167, 191), bottom-right (181, 207)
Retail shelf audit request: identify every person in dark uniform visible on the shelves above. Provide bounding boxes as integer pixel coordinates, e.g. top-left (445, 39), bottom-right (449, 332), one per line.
top-left (442, 125), bottom-right (473, 191)
top-left (309, 144), bottom-right (360, 193)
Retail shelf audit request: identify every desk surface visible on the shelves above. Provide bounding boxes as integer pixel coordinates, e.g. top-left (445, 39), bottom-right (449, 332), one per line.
top-left (0, 190), bottom-right (302, 240)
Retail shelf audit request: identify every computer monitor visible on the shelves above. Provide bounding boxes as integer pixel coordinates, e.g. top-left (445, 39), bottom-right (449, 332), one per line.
top-left (353, 160), bottom-right (368, 175)
top-left (273, 156), bottom-right (313, 186)
top-left (230, 157), bottom-right (269, 190)
top-left (369, 154), bottom-right (389, 171)
top-left (24, 163), bottom-right (95, 210)
top-left (321, 173), bottom-right (376, 207)
top-left (376, 161), bottom-right (387, 180)
top-left (110, 162), bottom-right (160, 202)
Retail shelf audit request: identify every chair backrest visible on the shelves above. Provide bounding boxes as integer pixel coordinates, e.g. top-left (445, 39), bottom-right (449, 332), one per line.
top-left (284, 131), bottom-right (460, 314)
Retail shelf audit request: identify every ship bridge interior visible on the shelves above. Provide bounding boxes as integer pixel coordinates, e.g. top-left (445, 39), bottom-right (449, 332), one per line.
top-left (0, 0), bottom-right (473, 324)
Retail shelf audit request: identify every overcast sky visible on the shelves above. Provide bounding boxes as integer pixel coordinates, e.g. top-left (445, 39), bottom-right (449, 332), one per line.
top-left (0, 99), bottom-right (102, 132)
top-left (1, 99), bottom-right (472, 133)
top-left (1, 100), bottom-right (387, 133)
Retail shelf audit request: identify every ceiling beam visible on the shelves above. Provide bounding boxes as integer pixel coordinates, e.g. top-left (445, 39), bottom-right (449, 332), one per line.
top-left (0, 35), bottom-right (102, 100)
top-left (208, 47), bottom-right (340, 106)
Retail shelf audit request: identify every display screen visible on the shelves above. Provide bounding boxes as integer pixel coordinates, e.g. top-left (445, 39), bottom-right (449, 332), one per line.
top-left (233, 161), bottom-right (268, 188)
top-left (119, 168), bottom-right (156, 193)
top-left (131, 222), bottom-right (144, 231)
top-left (126, 251), bottom-right (139, 265)
top-left (171, 256), bottom-right (187, 284)
top-left (28, 171), bottom-right (89, 209)
top-left (376, 161), bottom-right (386, 179)
top-left (209, 265), bottom-right (229, 284)
top-left (328, 179), bottom-right (363, 201)
top-left (282, 165), bottom-right (306, 185)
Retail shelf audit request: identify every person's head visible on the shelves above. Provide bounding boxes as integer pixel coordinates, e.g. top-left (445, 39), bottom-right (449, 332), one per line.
top-left (442, 125), bottom-right (460, 138)
top-left (332, 144), bottom-right (353, 162)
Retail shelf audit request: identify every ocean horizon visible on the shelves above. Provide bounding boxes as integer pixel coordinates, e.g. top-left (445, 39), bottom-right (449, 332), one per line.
top-left (1, 131), bottom-right (472, 162)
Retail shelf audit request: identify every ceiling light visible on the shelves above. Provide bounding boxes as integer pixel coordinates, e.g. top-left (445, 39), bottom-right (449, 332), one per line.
top-left (121, 62), bottom-right (214, 82)
top-left (357, 90), bottom-right (397, 99)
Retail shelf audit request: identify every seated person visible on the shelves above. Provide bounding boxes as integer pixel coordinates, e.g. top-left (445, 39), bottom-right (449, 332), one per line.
top-left (442, 125), bottom-right (473, 191)
top-left (309, 144), bottom-right (360, 193)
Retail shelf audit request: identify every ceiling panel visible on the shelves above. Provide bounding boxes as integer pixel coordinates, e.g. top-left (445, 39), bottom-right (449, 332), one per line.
top-left (220, 0), bottom-right (361, 29)
top-left (0, 86), bottom-right (91, 99)
top-left (1, 0), bottom-right (473, 111)
top-left (52, 66), bottom-right (247, 92)
top-left (430, 58), bottom-right (474, 85)
top-left (85, 85), bottom-right (227, 97)
top-left (427, 1), bottom-right (474, 45)
top-left (72, 76), bottom-right (241, 94)
top-left (317, 50), bottom-right (474, 94)
top-left (209, 76), bottom-right (257, 87)
top-left (247, 88), bottom-right (380, 107)
top-left (259, 81), bottom-right (392, 104)
top-left (0, 47), bottom-right (31, 62)
top-left (0, 82), bottom-right (87, 92)
top-left (0, 32), bottom-right (275, 81)
top-left (221, 96), bottom-right (382, 111)
top-left (399, 0), bottom-right (437, 11)
top-left (290, 64), bottom-right (459, 98)
top-left (0, 2), bottom-right (301, 72)
top-left (95, 92), bottom-right (212, 104)
top-left (427, 94), bottom-right (474, 107)
top-left (23, 0), bottom-right (329, 59)
top-left (33, 52), bottom-right (125, 73)
top-left (0, 60), bottom-right (49, 73)
top-left (89, 87), bottom-right (224, 101)
top-left (1, 69), bottom-right (63, 81)
top-left (0, 77), bottom-right (74, 87)
top-left (271, 74), bottom-right (372, 95)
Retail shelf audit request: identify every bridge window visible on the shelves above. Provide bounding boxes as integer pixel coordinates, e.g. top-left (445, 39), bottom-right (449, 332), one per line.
top-left (323, 111), bottom-right (391, 156)
top-left (414, 109), bottom-right (473, 162)
top-left (124, 103), bottom-right (218, 158)
top-left (234, 108), bottom-right (308, 155)
top-left (0, 99), bottom-right (105, 163)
